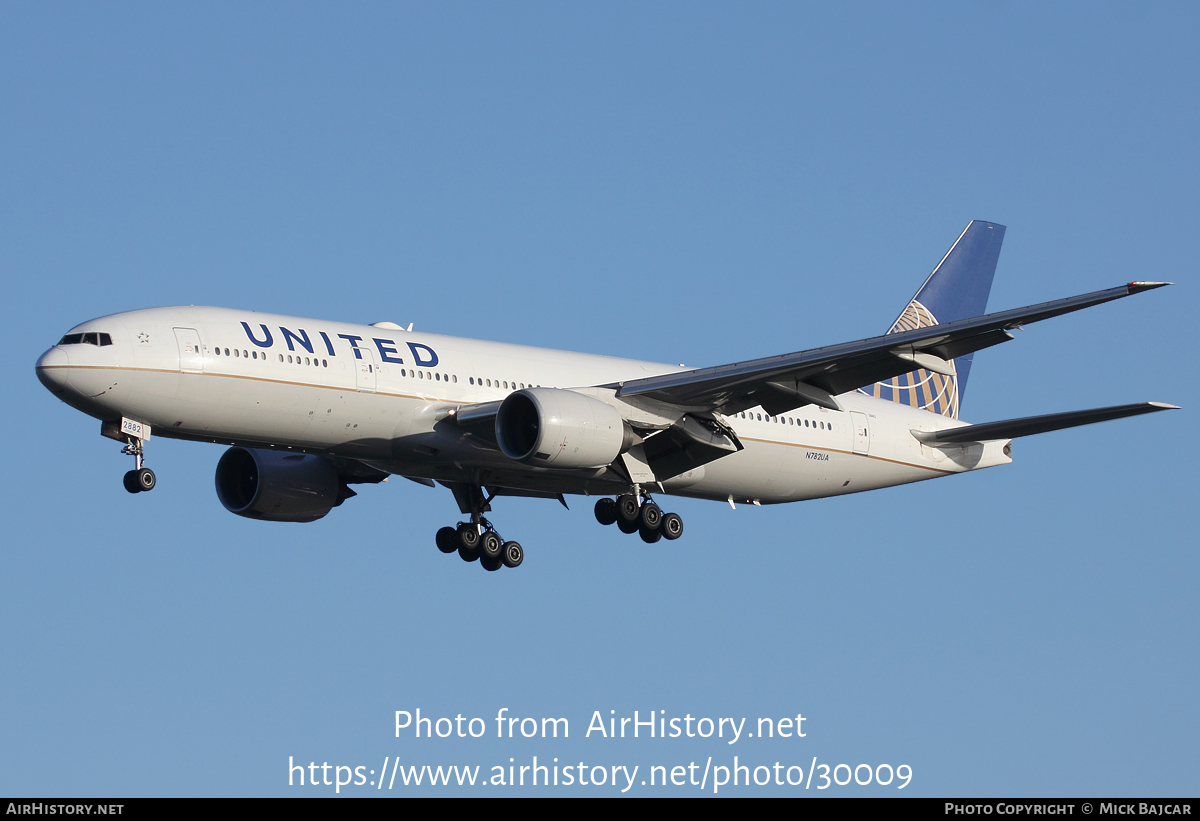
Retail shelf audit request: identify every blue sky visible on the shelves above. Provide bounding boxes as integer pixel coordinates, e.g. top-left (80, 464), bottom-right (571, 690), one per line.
top-left (1, 2), bottom-right (1196, 796)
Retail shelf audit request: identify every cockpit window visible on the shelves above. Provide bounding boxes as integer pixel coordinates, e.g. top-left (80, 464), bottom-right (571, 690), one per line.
top-left (59, 332), bottom-right (112, 346)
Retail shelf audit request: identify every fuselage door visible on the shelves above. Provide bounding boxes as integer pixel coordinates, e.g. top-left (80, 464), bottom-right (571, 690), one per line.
top-left (173, 327), bottom-right (205, 374)
top-left (354, 345), bottom-right (377, 393)
top-left (850, 411), bottom-right (871, 454)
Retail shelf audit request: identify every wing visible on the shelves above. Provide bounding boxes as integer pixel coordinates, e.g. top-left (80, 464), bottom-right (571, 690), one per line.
top-left (613, 282), bottom-right (1171, 418)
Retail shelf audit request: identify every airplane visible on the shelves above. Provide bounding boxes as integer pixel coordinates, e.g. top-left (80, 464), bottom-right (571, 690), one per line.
top-left (35, 221), bottom-right (1177, 572)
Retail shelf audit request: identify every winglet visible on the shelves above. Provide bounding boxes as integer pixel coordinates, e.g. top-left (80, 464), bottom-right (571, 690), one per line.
top-left (1128, 281), bottom-right (1173, 293)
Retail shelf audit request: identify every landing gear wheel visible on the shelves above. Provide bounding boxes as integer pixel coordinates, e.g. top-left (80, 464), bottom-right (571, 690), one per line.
top-left (661, 512), bottom-right (684, 540)
top-left (617, 494), bottom-right (640, 524)
top-left (480, 554), bottom-right (503, 572)
top-left (480, 531), bottom-right (503, 560)
top-left (136, 468), bottom-right (156, 492)
top-left (436, 526), bottom-right (458, 554)
top-left (640, 502), bottom-right (662, 530)
top-left (501, 541), bottom-right (524, 568)
top-left (617, 517), bottom-right (640, 534)
top-left (639, 525), bottom-right (662, 544)
top-left (594, 497), bottom-right (618, 526)
top-left (457, 523), bottom-right (480, 551)
top-left (457, 523), bottom-right (480, 562)
top-left (123, 470), bottom-right (142, 494)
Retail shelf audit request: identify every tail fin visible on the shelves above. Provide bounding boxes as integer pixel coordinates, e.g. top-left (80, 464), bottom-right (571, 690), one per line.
top-left (858, 220), bottom-right (1005, 418)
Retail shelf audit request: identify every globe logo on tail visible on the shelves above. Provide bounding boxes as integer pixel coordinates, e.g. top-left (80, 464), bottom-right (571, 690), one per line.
top-left (857, 299), bottom-right (960, 419)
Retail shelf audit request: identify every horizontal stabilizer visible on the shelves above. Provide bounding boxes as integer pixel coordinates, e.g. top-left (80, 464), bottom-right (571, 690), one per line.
top-left (912, 402), bottom-right (1179, 445)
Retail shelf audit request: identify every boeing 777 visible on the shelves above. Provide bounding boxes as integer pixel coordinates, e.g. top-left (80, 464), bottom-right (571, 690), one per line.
top-left (35, 221), bottom-right (1177, 572)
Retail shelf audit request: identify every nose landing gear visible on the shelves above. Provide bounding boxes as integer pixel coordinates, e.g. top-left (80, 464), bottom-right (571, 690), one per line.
top-left (120, 435), bottom-right (155, 494)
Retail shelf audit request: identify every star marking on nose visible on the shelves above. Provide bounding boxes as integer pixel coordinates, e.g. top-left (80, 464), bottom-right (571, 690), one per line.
top-left (137, 332), bottom-right (150, 344)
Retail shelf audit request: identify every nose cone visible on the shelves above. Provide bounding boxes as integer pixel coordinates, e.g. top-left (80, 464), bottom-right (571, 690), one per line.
top-left (36, 347), bottom-right (69, 393)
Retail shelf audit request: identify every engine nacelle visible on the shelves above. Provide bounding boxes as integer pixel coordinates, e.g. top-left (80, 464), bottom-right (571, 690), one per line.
top-left (496, 388), bottom-right (631, 469)
top-left (215, 447), bottom-right (343, 523)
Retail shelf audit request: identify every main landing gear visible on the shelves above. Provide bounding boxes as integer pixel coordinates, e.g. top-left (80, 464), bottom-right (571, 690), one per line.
top-left (594, 491), bottom-right (683, 544)
top-left (434, 483), bottom-right (524, 572)
top-left (436, 520), bottom-right (524, 572)
top-left (120, 435), bottom-right (156, 494)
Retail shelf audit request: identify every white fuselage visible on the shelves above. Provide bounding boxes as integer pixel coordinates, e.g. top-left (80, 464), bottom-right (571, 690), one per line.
top-left (36, 306), bottom-right (1012, 505)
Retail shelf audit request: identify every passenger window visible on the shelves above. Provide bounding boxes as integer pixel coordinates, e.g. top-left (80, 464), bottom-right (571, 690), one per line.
top-left (435, 373), bottom-right (441, 381)
top-left (322, 360), bottom-right (328, 367)
top-left (278, 354), bottom-right (284, 362)
top-left (215, 348), bottom-right (222, 356)
top-left (234, 349), bottom-right (239, 357)
top-left (452, 375), bottom-right (457, 383)
top-left (486, 379), bottom-right (491, 387)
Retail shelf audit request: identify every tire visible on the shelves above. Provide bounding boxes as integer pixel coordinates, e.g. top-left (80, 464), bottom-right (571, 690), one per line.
top-left (436, 526), bottom-right (458, 554)
top-left (480, 531), bottom-right (503, 559)
top-left (457, 523), bottom-right (480, 551)
top-left (457, 523), bottom-right (480, 562)
top-left (616, 516), bottom-right (639, 534)
top-left (481, 554), bottom-right (503, 572)
top-left (136, 468), bottom-right (156, 492)
top-left (640, 502), bottom-right (662, 530)
top-left (661, 512), bottom-right (684, 540)
top-left (123, 470), bottom-right (142, 494)
top-left (617, 494), bottom-right (640, 523)
top-left (501, 541), bottom-right (524, 568)
top-left (639, 525), bottom-right (662, 544)
top-left (594, 497), bottom-right (618, 526)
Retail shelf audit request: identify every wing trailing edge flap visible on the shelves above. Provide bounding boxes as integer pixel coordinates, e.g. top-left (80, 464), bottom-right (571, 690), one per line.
top-left (640, 413), bottom-right (742, 482)
top-left (615, 282), bottom-right (1171, 417)
top-left (911, 402), bottom-right (1179, 447)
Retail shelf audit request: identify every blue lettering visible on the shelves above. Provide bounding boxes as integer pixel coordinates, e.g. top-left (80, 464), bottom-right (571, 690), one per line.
top-left (407, 342), bottom-right (439, 367)
top-left (373, 338), bottom-right (405, 364)
top-left (338, 334), bottom-right (364, 359)
top-left (280, 327), bottom-right (314, 354)
top-left (318, 331), bottom-right (336, 356)
top-left (241, 322), bottom-right (273, 348)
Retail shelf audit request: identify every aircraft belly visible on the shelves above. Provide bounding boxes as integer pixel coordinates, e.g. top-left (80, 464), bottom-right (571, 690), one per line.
top-left (680, 436), bottom-right (948, 504)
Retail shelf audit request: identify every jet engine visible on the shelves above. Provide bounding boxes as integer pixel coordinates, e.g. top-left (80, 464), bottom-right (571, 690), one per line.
top-left (215, 447), bottom-right (348, 522)
top-left (495, 388), bottom-right (633, 469)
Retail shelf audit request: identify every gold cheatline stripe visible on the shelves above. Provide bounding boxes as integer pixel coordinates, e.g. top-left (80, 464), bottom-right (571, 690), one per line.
top-left (740, 436), bottom-right (956, 475)
top-left (47, 365), bottom-right (958, 475)
top-left (37, 364), bottom-right (453, 404)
